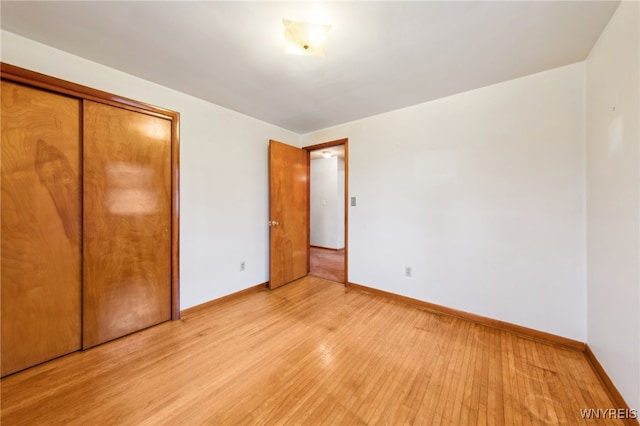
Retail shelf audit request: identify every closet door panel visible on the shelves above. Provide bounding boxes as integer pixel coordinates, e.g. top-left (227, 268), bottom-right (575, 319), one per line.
top-left (83, 100), bottom-right (171, 349)
top-left (1, 81), bottom-right (82, 376)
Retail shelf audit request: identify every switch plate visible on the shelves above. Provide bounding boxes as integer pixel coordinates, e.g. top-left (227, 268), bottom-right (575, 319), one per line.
top-left (351, 196), bottom-right (357, 206)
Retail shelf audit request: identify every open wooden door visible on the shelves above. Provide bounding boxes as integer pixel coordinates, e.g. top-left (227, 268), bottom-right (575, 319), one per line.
top-left (269, 140), bottom-right (309, 289)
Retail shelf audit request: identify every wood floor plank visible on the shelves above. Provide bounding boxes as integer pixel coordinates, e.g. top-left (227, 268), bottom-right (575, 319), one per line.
top-left (0, 276), bottom-right (626, 425)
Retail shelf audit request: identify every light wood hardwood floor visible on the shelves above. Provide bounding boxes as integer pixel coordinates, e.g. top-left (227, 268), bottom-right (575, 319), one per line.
top-left (1, 276), bottom-right (622, 425)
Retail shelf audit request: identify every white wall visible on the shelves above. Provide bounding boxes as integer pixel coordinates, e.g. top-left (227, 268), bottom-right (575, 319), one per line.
top-left (310, 156), bottom-right (345, 250)
top-left (310, 157), bottom-right (339, 249)
top-left (337, 157), bottom-right (345, 249)
top-left (0, 30), bottom-right (300, 310)
top-left (586, 1), bottom-right (640, 411)
top-left (302, 63), bottom-right (587, 341)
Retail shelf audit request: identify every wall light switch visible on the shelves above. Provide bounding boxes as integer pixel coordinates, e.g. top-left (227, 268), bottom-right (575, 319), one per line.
top-left (351, 197), bottom-right (357, 206)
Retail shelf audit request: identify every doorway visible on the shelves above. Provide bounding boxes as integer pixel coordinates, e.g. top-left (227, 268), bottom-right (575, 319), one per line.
top-left (303, 139), bottom-right (348, 284)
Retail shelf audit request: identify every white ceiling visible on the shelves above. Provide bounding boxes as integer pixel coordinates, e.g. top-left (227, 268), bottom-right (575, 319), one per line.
top-left (0, 1), bottom-right (619, 134)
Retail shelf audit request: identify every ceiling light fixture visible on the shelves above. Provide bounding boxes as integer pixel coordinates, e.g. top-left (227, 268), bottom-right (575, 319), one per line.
top-left (322, 151), bottom-right (332, 158)
top-left (283, 19), bottom-right (331, 57)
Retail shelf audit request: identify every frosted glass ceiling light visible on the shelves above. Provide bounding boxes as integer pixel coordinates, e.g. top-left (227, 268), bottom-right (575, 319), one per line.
top-left (283, 19), bottom-right (331, 57)
top-left (322, 151), bottom-right (332, 158)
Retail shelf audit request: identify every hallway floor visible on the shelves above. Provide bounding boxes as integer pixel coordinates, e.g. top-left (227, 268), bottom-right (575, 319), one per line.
top-left (309, 246), bottom-right (344, 283)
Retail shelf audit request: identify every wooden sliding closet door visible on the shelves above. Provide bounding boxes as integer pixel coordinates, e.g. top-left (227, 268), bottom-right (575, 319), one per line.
top-left (82, 100), bottom-right (172, 348)
top-left (1, 81), bottom-right (82, 376)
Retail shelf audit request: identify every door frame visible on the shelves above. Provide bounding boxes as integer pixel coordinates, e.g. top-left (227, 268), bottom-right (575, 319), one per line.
top-left (1, 62), bottom-right (181, 320)
top-left (303, 138), bottom-right (349, 286)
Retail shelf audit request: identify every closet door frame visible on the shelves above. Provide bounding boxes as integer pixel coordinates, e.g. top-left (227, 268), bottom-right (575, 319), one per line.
top-left (0, 62), bottom-right (181, 321)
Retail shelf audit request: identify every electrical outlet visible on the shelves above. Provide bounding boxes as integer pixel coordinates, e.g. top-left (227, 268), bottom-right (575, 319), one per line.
top-left (405, 266), bottom-right (412, 277)
top-left (240, 261), bottom-right (246, 272)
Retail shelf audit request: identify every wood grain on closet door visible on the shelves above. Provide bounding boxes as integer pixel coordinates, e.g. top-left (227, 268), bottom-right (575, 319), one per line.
top-left (82, 100), bottom-right (171, 349)
top-left (1, 80), bottom-right (82, 376)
